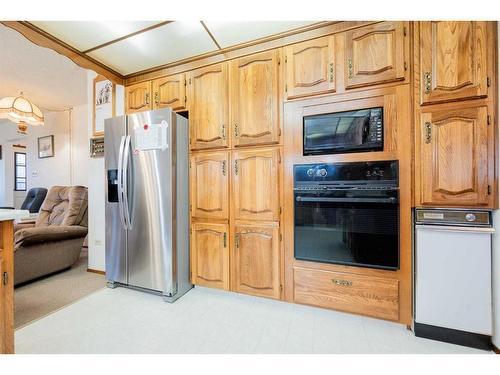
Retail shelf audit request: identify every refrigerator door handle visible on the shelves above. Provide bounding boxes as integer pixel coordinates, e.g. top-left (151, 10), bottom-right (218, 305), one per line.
top-left (122, 134), bottom-right (132, 230)
top-left (117, 135), bottom-right (127, 230)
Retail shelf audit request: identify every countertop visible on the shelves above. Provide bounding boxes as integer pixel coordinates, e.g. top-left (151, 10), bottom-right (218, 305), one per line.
top-left (0, 209), bottom-right (30, 221)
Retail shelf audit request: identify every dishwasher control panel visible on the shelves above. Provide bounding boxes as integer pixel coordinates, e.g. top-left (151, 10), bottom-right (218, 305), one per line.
top-left (415, 209), bottom-right (492, 227)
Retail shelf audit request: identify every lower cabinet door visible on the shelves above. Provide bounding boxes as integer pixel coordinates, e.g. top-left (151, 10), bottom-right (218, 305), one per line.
top-left (0, 252), bottom-right (5, 354)
top-left (232, 224), bottom-right (280, 299)
top-left (191, 222), bottom-right (229, 290)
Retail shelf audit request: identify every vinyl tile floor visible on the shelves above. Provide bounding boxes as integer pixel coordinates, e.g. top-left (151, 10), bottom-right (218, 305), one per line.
top-left (15, 286), bottom-right (491, 354)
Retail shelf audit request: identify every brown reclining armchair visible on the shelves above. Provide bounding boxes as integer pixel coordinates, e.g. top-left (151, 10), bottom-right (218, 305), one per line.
top-left (13, 186), bottom-right (88, 285)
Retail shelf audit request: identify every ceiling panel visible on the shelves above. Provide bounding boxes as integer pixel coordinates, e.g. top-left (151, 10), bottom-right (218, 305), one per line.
top-left (203, 21), bottom-right (318, 48)
top-left (30, 21), bottom-right (162, 51)
top-left (87, 21), bottom-right (218, 75)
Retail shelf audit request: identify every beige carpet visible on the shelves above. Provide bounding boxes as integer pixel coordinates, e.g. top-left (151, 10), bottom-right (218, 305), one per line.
top-left (14, 248), bottom-right (105, 328)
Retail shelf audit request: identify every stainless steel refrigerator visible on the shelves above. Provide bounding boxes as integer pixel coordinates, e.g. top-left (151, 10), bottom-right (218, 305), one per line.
top-left (104, 108), bottom-right (191, 302)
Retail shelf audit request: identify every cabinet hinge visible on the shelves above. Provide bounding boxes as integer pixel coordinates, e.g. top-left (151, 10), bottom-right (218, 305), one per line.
top-left (403, 26), bottom-right (407, 37)
top-left (2, 272), bottom-right (7, 286)
top-left (277, 57), bottom-right (280, 65)
top-left (189, 78), bottom-right (192, 84)
top-left (185, 95), bottom-right (187, 103)
top-left (279, 233), bottom-right (283, 242)
top-left (404, 61), bottom-right (408, 71)
top-left (285, 56), bottom-right (287, 63)
top-left (184, 79), bottom-right (187, 86)
top-left (285, 84), bottom-right (288, 93)
top-left (280, 284), bottom-right (283, 292)
top-left (190, 204), bottom-right (192, 211)
top-left (279, 206), bottom-right (282, 215)
top-left (487, 76), bottom-right (491, 87)
top-left (488, 185), bottom-right (492, 195)
top-left (487, 115), bottom-right (491, 125)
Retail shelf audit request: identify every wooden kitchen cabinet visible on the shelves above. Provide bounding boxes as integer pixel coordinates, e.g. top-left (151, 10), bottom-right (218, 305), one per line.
top-left (191, 222), bottom-right (229, 290)
top-left (190, 151), bottom-right (229, 220)
top-left (187, 63), bottom-right (229, 150)
top-left (344, 21), bottom-right (407, 89)
top-left (284, 35), bottom-right (335, 99)
top-left (232, 147), bottom-right (280, 222)
top-left (0, 221), bottom-right (14, 354)
top-left (152, 73), bottom-right (186, 111)
top-left (230, 50), bottom-right (281, 147)
top-left (125, 81), bottom-right (152, 114)
top-left (418, 105), bottom-right (492, 206)
top-left (419, 21), bottom-right (489, 105)
top-left (232, 224), bottom-right (280, 299)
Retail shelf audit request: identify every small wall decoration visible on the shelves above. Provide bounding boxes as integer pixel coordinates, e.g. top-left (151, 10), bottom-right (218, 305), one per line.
top-left (93, 75), bottom-right (115, 137)
top-left (38, 135), bottom-right (54, 158)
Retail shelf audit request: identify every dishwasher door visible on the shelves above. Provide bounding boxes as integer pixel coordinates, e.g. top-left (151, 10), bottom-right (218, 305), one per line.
top-left (415, 225), bottom-right (492, 335)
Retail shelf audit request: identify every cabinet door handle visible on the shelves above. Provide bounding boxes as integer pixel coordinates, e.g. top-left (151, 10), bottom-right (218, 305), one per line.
top-left (234, 160), bottom-right (239, 175)
top-left (347, 59), bottom-right (353, 79)
top-left (3, 271), bottom-right (8, 286)
top-left (235, 234), bottom-right (240, 248)
top-left (221, 124), bottom-right (226, 140)
top-left (329, 62), bottom-right (334, 83)
top-left (234, 124), bottom-right (239, 137)
top-left (154, 92), bottom-right (159, 104)
top-left (145, 93), bottom-right (150, 105)
top-left (223, 232), bottom-right (227, 248)
top-left (424, 121), bottom-right (432, 144)
top-left (222, 160), bottom-right (226, 176)
top-left (424, 72), bottom-right (432, 94)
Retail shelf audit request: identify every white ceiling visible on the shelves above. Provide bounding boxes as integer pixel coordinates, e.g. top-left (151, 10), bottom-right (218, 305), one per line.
top-left (27, 21), bottom-right (317, 75)
top-left (87, 21), bottom-right (219, 75)
top-left (0, 24), bottom-right (88, 142)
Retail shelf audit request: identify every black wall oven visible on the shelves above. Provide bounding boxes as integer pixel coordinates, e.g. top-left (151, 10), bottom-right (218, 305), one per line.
top-left (303, 107), bottom-right (383, 155)
top-left (294, 161), bottom-right (399, 270)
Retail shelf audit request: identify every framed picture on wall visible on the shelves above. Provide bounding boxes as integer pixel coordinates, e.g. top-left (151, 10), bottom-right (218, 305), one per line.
top-left (38, 135), bottom-right (54, 158)
top-left (93, 75), bottom-right (115, 137)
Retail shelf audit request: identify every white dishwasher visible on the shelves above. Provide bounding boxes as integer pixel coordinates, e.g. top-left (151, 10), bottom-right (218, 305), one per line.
top-left (414, 208), bottom-right (493, 351)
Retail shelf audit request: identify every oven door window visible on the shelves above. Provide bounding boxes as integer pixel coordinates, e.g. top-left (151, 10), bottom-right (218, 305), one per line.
top-left (294, 198), bottom-right (399, 270)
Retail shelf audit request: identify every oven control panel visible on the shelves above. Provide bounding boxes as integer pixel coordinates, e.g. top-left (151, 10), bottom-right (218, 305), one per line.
top-left (294, 160), bottom-right (399, 185)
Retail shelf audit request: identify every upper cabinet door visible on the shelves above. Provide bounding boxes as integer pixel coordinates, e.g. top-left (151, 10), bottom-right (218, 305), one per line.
top-left (233, 224), bottom-right (280, 299)
top-left (284, 35), bottom-right (335, 100)
top-left (125, 81), bottom-right (152, 114)
top-left (187, 63), bottom-right (229, 150)
top-left (152, 74), bottom-right (186, 111)
top-left (345, 21), bottom-right (406, 89)
top-left (419, 106), bottom-right (490, 206)
top-left (232, 148), bottom-right (280, 222)
top-left (419, 21), bottom-right (488, 105)
top-left (190, 151), bottom-right (229, 220)
top-left (231, 50), bottom-right (280, 147)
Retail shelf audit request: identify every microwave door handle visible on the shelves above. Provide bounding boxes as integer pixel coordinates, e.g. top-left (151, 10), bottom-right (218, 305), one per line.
top-left (296, 196), bottom-right (398, 204)
top-left (117, 135), bottom-right (127, 230)
top-left (122, 135), bottom-right (132, 230)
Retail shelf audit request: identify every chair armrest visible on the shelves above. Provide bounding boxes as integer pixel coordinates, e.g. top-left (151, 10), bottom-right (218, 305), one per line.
top-left (14, 225), bottom-right (88, 249)
top-left (14, 222), bottom-right (36, 232)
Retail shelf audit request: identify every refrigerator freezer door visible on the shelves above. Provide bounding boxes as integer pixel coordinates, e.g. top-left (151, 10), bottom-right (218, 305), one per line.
top-left (126, 109), bottom-right (175, 293)
top-left (105, 116), bottom-right (128, 284)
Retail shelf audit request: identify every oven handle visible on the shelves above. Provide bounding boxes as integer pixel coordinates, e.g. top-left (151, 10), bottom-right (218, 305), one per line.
top-left (295, 196), bottom-right (398, 204)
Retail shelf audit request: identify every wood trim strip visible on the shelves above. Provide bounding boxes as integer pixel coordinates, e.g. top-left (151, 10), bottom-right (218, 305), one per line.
top-left (87, 268), bottom-right (105, 275)
top-left (1, 21), bottom-right (124, 84)
top-left (82, 21), bottom-right (173, 53)
top-left (200, 21), bottom-right (222, 50)
top-left (124, 21), bottom-right (380, 85)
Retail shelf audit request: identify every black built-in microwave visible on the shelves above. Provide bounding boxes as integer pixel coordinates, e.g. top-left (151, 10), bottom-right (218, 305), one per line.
top-left (303, 107), bottom-right (383, 155)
